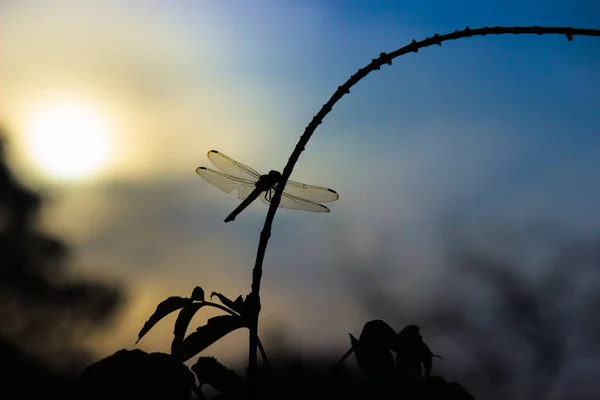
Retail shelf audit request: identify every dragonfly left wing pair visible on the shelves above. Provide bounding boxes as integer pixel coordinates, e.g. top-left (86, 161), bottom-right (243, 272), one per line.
top-left (196, 150), bottom-right (339, 222)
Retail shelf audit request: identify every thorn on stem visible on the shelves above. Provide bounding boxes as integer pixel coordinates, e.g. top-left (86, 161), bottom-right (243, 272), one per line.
top-left (411, 39), bottom-right (419, 53)
top-left (380, 52), bottom-right (392, 65)
top-left (566, 34), bottom-right (573, 41)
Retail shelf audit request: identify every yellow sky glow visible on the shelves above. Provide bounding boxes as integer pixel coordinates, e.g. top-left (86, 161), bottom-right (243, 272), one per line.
top-left (24, 100), bottom-right (113, 181)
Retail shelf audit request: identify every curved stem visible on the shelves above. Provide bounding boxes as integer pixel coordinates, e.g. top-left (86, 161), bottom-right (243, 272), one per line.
top-left (246, 25), bottom-right (600, 400)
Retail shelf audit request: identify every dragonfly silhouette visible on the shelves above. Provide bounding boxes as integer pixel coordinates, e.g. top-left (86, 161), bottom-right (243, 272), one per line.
top-left (196, 150), bottom-right (339, 222)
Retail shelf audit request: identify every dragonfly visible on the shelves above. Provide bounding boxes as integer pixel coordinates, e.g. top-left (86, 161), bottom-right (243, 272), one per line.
top-left (196, 150), bottom-right (339, 223)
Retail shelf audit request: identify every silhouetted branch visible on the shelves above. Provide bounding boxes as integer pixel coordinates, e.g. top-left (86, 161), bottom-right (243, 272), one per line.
top-left (246, 25), bottom-right (600, 400)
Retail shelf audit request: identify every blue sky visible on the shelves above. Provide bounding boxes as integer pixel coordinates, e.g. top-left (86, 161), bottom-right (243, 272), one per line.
top-left (1, 1), bottom-right (600, 397)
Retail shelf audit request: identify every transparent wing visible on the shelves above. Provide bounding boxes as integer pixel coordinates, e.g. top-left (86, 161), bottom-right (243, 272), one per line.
top-left (207, 150), bottom-right (261, 181)
top-left (283, 180), bottom-right (339, 203)
top-left (260, 190), bottom-right (330, 213)
top-left (196, 167), bottom-right (256, 200)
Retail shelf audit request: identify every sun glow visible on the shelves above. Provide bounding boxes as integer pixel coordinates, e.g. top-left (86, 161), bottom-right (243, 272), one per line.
top-left (25, 100), bottom-right (113, 181)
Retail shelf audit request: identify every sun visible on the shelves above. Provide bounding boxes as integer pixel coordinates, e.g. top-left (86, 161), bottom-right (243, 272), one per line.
top-left (25, 100), bottom-right (112, 181)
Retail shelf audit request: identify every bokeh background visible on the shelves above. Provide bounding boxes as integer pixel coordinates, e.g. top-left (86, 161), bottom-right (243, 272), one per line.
top-left (1, 1), bottom-right (599, 398)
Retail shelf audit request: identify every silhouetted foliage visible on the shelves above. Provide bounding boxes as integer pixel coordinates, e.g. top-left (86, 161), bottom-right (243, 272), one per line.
top-left (339, 320), bottom-right (470, 399)
top-left (0, 128), bottom-right (122, 393)
top-left (192, 357), bottom-right (243, 399)
top-left (81, 320), bottom-right (474, 400)
top-left (136, 286), bottom-right (265, 363)
top-left (77, 349), bottom-right (195, 400)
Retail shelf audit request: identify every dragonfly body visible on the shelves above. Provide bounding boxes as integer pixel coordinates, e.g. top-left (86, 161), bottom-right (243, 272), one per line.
top-left (196, 150), bottom-right (338, 223)
top-left (256, 170), bottom-right (282, 191)
top-left (224, 170), bottom-right (281, 222)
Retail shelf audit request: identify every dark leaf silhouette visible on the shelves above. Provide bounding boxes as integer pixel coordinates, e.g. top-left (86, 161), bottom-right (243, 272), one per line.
top-left (360, 320), bottom-right (396, 345)
top-left (77, 349), bottom-right (195, 400)
top-left (191, 286), bottom-right (205, 302)
top-left (172, 315), bottom-right (248, 362)
top-left (173, 302), bottom-right (206, 345)
top-left (192, 356), bottom-right (243, 398)
top-left (349, 321), bottom-right (443, 382)
top-left (350, 320), bottom-right (397, 377)
top-left (393, 325), bottom-right (442, 378)
top-left (137, 296), bottom-right (192, 344)
top-left (211, 292), bottom-right (244, 314)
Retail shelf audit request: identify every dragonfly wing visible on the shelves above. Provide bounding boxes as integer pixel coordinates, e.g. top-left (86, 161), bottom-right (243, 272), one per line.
top-left (260, 190), bottom-right (330, 213)
top-left (282, 179), bottom-right (340, 203)
top-left (207, 150), bottom-right (261, 181)
top-left (196, 167), bottom-right (256, 200)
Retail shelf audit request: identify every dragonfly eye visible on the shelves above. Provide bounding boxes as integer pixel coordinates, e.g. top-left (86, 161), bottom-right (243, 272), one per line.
top-left (268, 170), bottom-right (282, 180)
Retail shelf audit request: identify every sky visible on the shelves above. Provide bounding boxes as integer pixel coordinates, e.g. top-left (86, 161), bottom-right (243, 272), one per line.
top-left (1, 1), bottom-right (600, 398)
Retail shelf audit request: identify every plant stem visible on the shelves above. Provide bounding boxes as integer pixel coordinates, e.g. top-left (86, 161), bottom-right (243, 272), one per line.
top-left (245, 25), bottom-right (600, 400)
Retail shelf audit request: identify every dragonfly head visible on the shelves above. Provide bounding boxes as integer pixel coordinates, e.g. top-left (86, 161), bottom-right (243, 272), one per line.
top-left (267, 170), bottom-right (282, 181)
top-left (256, 170), bottom-right (282, 190)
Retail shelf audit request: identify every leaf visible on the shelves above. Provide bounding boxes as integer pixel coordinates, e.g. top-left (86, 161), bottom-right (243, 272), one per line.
top-left (172, 315), bottom-right (247, 362)
top-left (173, 302), bottom-right (206, 345)
top-left (191, 286), bottom-right (205, 302)
top-left (359, 320), bottom-right (396, 347)
top-left (191, 357), bottom-right (243, 398)
top-left (210, 292), bottom-right (245, 313)
top-left (394, 324), bottom-right (441, 378)
top-left (78, 349), bottom-right (196, 398)
top-left (350, 323), bottom-right (396, 378)
top-left (136, 297), bottom-right (192, 344)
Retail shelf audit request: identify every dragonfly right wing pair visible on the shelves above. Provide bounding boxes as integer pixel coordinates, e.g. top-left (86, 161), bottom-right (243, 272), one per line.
top-left (196, 150), bottom-right (339, 221)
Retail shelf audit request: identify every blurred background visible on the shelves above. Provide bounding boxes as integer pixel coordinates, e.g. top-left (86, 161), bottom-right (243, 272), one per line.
top-left (1, 0), bottom-right (599, 398)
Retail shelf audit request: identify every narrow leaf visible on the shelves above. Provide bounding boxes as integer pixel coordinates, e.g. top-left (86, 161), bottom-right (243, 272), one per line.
top-left (173, 302), bottom-right (206, 345)
top-left (172, 315), bottom-right (247, 362)
top-left (136, 297), bottom-right (192, 344)
top-left (191, 286), bottom-right (205, 302)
